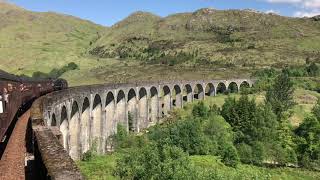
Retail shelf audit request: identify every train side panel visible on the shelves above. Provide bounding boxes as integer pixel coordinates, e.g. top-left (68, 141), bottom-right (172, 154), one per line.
top-left (0, 74), bottom-right (66, 141)
top-left (0, 81), bottom-right (22, 140)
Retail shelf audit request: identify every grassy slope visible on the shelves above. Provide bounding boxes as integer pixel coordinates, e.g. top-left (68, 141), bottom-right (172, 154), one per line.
top-left (77, 89), bottom-right (320, 179)
top-left (77, 154), bottom-right (320, 180)
top-left (1, 3), bottom-right (319, 86)
top-left (0, 2), bottom-right (104, 76)
top-left (90, 8), bottom-right (320, 68)
top-left (61, 58), bottom-right (253, 86)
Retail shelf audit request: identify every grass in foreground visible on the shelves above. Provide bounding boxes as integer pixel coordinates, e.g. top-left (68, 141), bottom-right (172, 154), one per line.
top-left (77, 154), bottom-right (320, 180)
top-left (191, 155), bottom-right (320, 180)
top-left (77, 154), bottom-right (118, 180)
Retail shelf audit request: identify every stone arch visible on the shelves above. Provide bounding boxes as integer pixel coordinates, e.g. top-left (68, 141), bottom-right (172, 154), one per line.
top-left (162, 86), bottom-right (171, 116)
top-left (92, 94), bottom-right (102, 152)
top-left (139, 87), bottom-right (148, 129)
top-left (183, 84), bottom-right (193, 103)
top-left (80, 97), bottom-right (90, 154)
top-left (228, 82), bottom-right (238, 93)
top-left (105, 92), bottom-right (115, 137)
top-left (240, 81), bottom-right (250, 91)
top-left (128, 89), bottom-right (138, 132)
top-left (173, 85), bottom-right (182, 108)
top-left (116, 90), bottom-right (126, 128)
top-left (194, 84), bottom-right (204, 100)
top-left (60, 105), bottom-right (69, 151)
top-left (216, 82), bottom-right (227, 94)
top-left (69, 101), bottom-right (80, 160)
top-left (150, 87), bottom-right (159, 124)
top-left (104, 92), bottom-right (115, 152)
top-left (205, 83), bottom-right (215, 97)
top-left (51, 113), bottom-right (57, 126)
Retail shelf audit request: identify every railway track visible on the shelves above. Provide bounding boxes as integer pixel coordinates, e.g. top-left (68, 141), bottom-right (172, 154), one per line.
top-left (0, 110), bottom-right (30, 180)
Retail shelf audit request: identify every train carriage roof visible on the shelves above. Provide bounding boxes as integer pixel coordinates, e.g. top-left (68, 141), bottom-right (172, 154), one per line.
top-left (0, 70), bottom-right (21, 82)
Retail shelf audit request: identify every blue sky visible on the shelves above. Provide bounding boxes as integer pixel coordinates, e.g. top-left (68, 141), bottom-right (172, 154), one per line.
top-left (8, 0), bottom-right (320, 26)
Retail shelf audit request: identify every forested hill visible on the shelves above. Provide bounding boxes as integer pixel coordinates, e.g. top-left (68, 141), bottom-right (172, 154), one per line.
top-left (90, 8), bottom-right (320, 68)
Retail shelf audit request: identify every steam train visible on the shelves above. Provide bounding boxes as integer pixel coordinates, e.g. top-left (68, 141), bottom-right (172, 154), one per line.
top-left (0, 70), bottom-right (68, 142)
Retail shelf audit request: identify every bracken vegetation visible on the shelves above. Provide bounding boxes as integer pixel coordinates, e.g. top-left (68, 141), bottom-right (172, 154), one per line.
top-left (90, 8), bottom-right (320, 69)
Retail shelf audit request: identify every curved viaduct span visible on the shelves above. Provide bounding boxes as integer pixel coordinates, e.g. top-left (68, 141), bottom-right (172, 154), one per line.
top-left (41, 79), bottom-right (253, 160)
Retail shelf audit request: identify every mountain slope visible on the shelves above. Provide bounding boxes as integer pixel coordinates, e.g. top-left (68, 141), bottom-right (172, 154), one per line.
top-left (90, 8), bottom-right (320, 68)
top-left (0, 2), bottom-right (105, 75)
top-left (1, 3), bottom-right (319, 86)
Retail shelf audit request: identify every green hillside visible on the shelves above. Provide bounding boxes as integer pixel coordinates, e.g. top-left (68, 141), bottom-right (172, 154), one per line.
top-left (0, 2), bottom-right (104, 76)
top-left (90, 8), bottom-right (320, 68)
top-left (0, 2), bottom-right (319, 86)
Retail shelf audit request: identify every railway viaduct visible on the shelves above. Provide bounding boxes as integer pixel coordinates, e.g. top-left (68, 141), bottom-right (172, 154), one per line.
top-left (38, 79), bottom-right (253, 161)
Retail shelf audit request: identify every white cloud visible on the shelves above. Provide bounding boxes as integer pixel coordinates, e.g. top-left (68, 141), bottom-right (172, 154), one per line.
top-left (303, 0), bottom-right (320, 8)
top-left (265, 9), bottom-right (280, 14)
top-left (265, 0), bottom-right (320, 8)
top-left (294, 10), bottom-right (320, 16)
top-left (264, 0), bottom-right (320, 17)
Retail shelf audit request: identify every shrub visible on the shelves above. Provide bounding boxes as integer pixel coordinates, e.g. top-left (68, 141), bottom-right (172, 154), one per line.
top-left (32, 62), bottom-right (79, 79)
top-left (221, 143), bottom-right (240, 167)
top-left (192, 101), bottom-right (209, 118)
top-left (312, 98), bottom-right (320, 120)
top-left (295, 116), bottom-right (320, 170)
top-left (306, 62), bottom-right (319, 77)
top-left (115, 144), bottom-right (197, 179)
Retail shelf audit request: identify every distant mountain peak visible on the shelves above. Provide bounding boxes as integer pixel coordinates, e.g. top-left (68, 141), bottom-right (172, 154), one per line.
top-left (130, 11), bottom-right (159, 17)
top-left (193, 8), bottom-right (217, 15)
top-left (112, 11), bottom-right (161, 28)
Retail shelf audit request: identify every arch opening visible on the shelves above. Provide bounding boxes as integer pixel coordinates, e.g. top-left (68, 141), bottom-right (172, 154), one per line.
top-left (161, 86), bottom-right (171, 116)
top-left (105, 92), bottom-right (115, 135)
top-left (194, 84), bottom-right (204, 100)
top-left (92, 94), bottom-right (102, 152)
top-left (69, 101), bottom-right (80, 160)
top-left (216, 83), bottom-right (227, 94)
top-left (60, 106), bottom-right (69, 151)
top-left (240, 81), bottom-right (250, 91)
top-left (105, 92), bottom-right (115, 152)
top-left (228, 82), bottom-right (238, 93)
top-left (128, 89), bottom-right (138, 132)
top-left (150, 87), bottom-right (158, 124)
top-left (139, 88), bottom-right (148, 129)
top-left (80, 97), bottom-right (90, 154)
top-left (173, 85), bottom-right (182, 108)
top-left (205, 83), bottom-right (215, 97)
top-left (183, 84), bottom-right (193, 103)
top-left (116, 90), bottom-right (126, 129)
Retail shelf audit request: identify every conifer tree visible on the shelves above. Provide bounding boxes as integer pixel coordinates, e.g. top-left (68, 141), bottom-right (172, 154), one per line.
top-left (265, 72), bottom-right (295, 119)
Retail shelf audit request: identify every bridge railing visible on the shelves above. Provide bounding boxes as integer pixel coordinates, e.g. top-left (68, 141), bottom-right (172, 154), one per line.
top-left (29, 96), bottom-right (84, 180)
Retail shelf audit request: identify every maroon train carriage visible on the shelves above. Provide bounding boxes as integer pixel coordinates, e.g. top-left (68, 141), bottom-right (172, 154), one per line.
top-left (0, 70), bottom-right (67, 142)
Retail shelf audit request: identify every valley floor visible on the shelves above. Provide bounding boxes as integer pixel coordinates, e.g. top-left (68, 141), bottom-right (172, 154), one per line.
top-left (60, 58), bottom-right (253, 86)
top-left (77, 90), bottom-right (320, 179)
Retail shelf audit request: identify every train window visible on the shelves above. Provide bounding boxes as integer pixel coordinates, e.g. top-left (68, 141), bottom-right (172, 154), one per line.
top-left (0, 95), bottom-right (3, 114)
